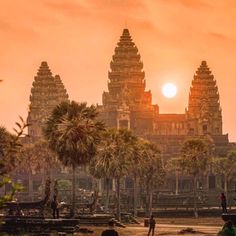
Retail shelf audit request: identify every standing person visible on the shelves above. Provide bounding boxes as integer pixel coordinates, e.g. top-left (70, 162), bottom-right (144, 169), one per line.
top-left (147, 215), bottom-right (156, 236)
top-left (101, 219), bottom-right (118, 236)
top-left (51, 195), bottom-right (59, 219)
top-left (221, 192), bottom-right (228, 213)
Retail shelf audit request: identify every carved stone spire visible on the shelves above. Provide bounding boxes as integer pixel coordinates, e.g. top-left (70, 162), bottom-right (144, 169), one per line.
top-left (109, 28), bottom-right (144, 75)
top-left (103, 28), bottom-right (152, 109)
top-left (27, 62), bottom-right (69, 138)
top-left (101, 29), bottom-right (158, 132)
top-left (187, 61), bottom-right (222, 135)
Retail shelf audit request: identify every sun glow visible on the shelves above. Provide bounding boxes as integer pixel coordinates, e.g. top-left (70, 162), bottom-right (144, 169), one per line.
top-left (162, 83), bottom-right (177, 98)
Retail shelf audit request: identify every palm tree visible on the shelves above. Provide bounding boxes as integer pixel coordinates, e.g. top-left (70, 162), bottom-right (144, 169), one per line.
top-left (138, 140), bottom-right (165, 217)
top-left (180, 138), bottom-right (210, 218)
top-left (128, 137), bottom-right (144, 217)
top-left (89, 134), bottom-right (116, 212)
top-left (213, 147), bottom-right (236, 197)
top-left (166, 157), bottom-right (182, 195)
top-left (44, 101), bottom-right (105, 215)
top-left (89, 129), bottom-right (133, 220)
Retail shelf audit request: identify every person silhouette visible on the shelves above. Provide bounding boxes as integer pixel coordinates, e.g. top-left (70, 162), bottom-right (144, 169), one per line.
top-left (51, 195), bottom-right (59, 219)
top-left (147, 215), bottom-right (156, 236)
top-left (221, 192), bottom-right (227, 213)
top-left (101, 219), bottom-right (118, 236)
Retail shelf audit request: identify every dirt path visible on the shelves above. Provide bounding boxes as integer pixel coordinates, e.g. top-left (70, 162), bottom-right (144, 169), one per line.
top-left (78, 217), bottom-right (224, 235)
top-left (79, 223), bottom-right (221, 236)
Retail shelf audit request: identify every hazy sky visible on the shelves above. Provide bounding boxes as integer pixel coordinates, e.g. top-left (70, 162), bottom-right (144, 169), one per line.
top-left (1, 0), bottom-right (236, 141)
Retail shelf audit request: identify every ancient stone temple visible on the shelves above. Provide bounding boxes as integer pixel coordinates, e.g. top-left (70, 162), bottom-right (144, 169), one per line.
top-left (99, 28), bottom-right (158, 134)
top-left (100, 29), bottom-right (229, 159)
top-left (27, 61), bottom-right (69, 139)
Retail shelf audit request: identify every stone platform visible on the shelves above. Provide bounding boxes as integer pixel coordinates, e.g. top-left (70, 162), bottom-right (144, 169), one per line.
top-left (0, 217), bottom-right (79, 234)
top-left (78, 214), bottom-right (125, 227)
top-left (222, 213), bottom-right (236, 224)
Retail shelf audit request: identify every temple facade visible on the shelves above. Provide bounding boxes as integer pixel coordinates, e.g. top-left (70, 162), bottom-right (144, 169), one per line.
top-left (100, 29), bottom-right (229, 159)
top-left (21, 29), bottom-right (230, 197)
top-left (27, 61), bottom-right (69, 139)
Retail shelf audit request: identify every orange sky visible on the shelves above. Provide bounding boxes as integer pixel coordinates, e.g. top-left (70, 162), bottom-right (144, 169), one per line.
top-left (1, 0), bottom-right (236, 141)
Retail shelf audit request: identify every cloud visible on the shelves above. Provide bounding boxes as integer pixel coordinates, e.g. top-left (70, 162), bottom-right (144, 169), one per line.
top-left (42, 0), bottom-right (90, 18)
top-left (208, 32), bottom-right (228, 40)
top-left (87, 0), bottom-right (146, 9)
top-left (0, 19), bottom-right (37, 40)
top-left (160, 0), bottom-right (211, 9)
top-left (0, 20), bottom-right (11, 31)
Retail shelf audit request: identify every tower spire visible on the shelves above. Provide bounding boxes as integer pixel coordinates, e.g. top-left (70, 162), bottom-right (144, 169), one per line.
top-left (27, 62), bottom-right (69, 138)
top-left (187, 61), bottom-right (222, 135)
top-left (101, 28), bottom-right (157, 133)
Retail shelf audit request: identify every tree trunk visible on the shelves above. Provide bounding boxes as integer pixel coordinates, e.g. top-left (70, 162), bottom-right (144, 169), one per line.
top-left (193, 175), bottom-right (198, 218)
top-left (41, 169), bottom-right (46, 196)
top-left (105, 178), bottom-right (109, 212)
top-left (98, 179), bottom-right (102, 194)
top-left (116, 178), bottom-right (121, 221)
top-left (175, 171), bottom-right (179, 195)
top-left (72, 165), bottom-right (76, 217)
top-left (28, 170), bottom-right (33, 201)
top-left (146, 184), bottom-right (150, 217)
top-left (224, 175), bottom-right (228, 196)
top-left (224, 175), bottom-right (229, 209)
top-left (133, 175), bottom-right (138, 217)
top-left (149, 187), bottom-right (153, 217)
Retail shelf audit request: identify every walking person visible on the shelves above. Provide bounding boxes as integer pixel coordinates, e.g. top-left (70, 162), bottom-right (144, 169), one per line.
top-left (147, 215), bottom-right (156, 236)
top-left (51, 195), bottom-right (59, 219)
top-left (221, 192), bottom-right (228, 213)
top-left (101, 219), bottom-right (118, 236)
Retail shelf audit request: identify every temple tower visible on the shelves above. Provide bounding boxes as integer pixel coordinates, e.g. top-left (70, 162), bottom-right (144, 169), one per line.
top-left (186, 61), bottom-right (222, 136)
top-left (27, 62), bottom-right (69, 139)
top-left (101, 28), bottom-right (158, 133)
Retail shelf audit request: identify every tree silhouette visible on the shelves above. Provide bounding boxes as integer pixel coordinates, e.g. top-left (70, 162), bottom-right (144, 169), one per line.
top-left (90, 129), bottom-right (133, 220)
top-left (138, 140), bottom-right (165, 217)
top-left (180, 138), bottom-right (209, 218)
top-left (44, 101), bottom-right (105, 215)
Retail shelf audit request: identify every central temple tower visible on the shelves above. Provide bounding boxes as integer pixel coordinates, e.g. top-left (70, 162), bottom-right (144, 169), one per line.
top-left (100, 28), bottom-right (158, 134)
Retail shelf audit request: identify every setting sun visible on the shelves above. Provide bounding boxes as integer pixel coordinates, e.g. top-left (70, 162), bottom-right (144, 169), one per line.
top-left (162, 83), bottom-right (177, 98)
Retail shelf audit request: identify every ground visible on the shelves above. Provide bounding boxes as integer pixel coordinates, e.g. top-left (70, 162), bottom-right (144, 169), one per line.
top-left (78, 217), bottom-right (224, 236)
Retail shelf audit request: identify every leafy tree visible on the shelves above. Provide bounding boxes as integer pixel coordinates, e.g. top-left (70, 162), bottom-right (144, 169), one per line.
top-left (138, 141), bottom-right (166, 217)
top-left (180, 138), bottom-right (210, 218)
top-left (17, 140), bottom-right (58, 199)
top-left (44, 101), bottom-right (105, 215)
top-left (213, 148), bottom-right (236, 197)
top-left (166, 157), bottom-right (182, 195)
top-left (0, 117), bottom-right (27, 174)
top-left (58, 179), bottom-right (72, 190)
top-left (0, 117), bottom-right (27, 204)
